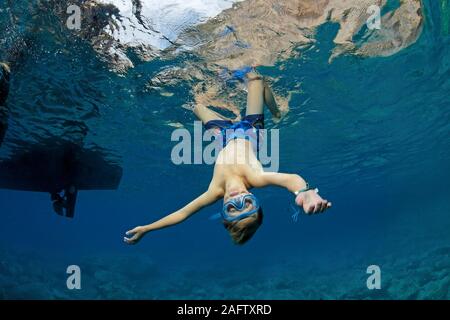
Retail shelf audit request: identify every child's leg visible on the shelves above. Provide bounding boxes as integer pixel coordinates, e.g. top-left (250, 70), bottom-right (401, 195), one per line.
top-left (245, 72), bottom-right (281, 118)
top-left (194, 104), bottom-right (228, 124)
top-left (263, 81), bottom-right (281, 118)
top-left (245, 72), bottom-right (264, 116)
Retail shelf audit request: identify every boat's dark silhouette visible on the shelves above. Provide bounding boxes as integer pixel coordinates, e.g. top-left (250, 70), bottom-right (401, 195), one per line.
top-left (0, 140), bottom-right (123, 218)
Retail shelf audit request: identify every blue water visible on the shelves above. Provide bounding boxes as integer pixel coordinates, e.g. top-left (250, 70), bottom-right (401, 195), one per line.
top-left (0, 0), bottom-right (449, 299)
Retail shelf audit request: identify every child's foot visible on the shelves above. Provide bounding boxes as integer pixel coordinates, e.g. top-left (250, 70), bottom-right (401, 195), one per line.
top-left (246, 70), bottom-right (263, 82)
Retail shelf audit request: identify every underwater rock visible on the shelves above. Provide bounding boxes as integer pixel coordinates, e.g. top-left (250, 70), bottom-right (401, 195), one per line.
top-left (417, 275), bottom-right (450, 299)
top-left (110, 254), bottom-right (159, 279)
top-left (415, 269), bottom-right (434, 287)
top-left (83, 253), bottom-right (159, 298)
top-left (429, 246), bottom-right (450, 257)
top-left (432, 257), bottom-right (450, 272)
top-left (97, 280), bottom-right (138, 299)
top-left (94, 269), bottom-right (118, 283)
top-left (0, 274), bottom-right (15, 295)
top-left (2, 244), bottom-right (450, 299)
top-left (93, 268), bottom-right (140, 299)
top-left (388, 278), bottom-right (420, 299)
top-left (10, 283), bottom-right (53, 300)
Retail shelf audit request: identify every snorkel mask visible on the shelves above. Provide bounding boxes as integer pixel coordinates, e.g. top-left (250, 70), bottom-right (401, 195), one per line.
top-left (221, 193), bottom-right (260, 222)
top-left (209, 193), bottom-right (260, 222)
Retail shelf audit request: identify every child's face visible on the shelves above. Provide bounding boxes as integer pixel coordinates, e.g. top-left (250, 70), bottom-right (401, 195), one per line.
top-left (223, 192), bottom-right (258, 219)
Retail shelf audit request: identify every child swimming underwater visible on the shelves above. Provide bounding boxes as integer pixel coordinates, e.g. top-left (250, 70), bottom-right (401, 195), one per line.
top-left (124, 70), bottom-right (332, 245)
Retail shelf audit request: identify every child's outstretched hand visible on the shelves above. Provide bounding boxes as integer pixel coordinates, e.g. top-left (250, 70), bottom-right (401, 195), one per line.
top-left (124, 226), bottom-right (147, 245)
top-left (295, 189), bottom-right (332, 215)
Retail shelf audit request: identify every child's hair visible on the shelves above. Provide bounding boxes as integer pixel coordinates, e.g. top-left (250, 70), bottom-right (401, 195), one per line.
top-left (223, 207), bottom-right (263, 245)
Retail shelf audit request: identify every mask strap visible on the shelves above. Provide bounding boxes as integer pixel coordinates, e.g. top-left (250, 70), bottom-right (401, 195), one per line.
top-left (290, 204), bottom-right (301, 223)
top-left (209, 212), bottom-right (222, 220)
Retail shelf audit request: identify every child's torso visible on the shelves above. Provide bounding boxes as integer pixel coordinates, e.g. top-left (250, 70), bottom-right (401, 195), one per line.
top-left (211, 139), bottom-right (263, 190)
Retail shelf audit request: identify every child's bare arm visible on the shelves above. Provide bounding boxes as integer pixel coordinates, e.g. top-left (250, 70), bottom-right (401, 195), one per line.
top-left (124, 189), bottom-right (221, 244)
top-left (250, 172), bottom-right (308, 193)
top-left (249, 172), bottom-right (332, 214)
